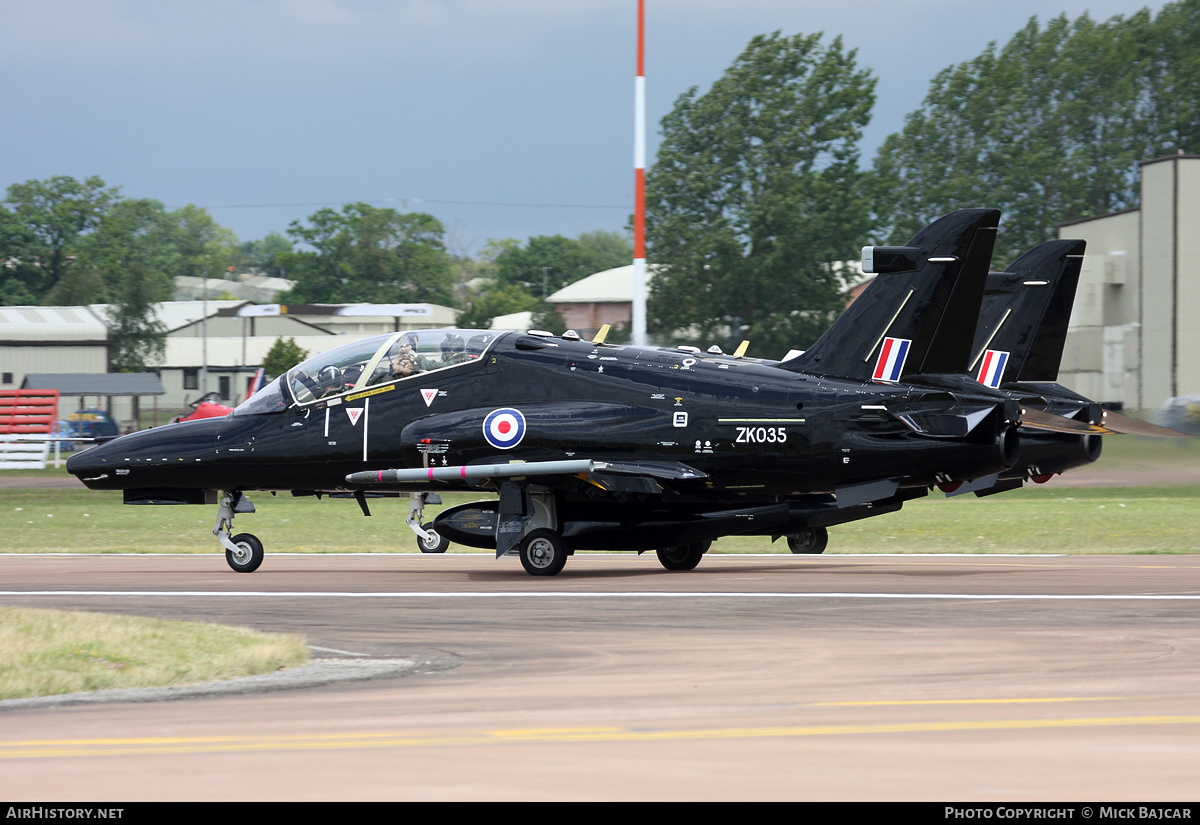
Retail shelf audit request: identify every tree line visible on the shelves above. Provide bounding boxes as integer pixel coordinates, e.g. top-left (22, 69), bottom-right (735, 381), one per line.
top-left (4, 1), bottom-right (1197, 366)
top-left (646, 0), bottom-right (1200, 356)
top-left (0, 178), bottom-right (632, 369)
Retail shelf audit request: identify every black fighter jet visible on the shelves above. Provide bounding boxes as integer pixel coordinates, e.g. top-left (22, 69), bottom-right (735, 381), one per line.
top-left (957, 238), bottom-right (1183, 495)
top-left (67, 209), bottom-right (1163, 576)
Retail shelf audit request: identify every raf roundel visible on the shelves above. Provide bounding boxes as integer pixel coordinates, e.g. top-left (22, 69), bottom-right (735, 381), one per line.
top-left (483, 408), bottom-right (527, 450)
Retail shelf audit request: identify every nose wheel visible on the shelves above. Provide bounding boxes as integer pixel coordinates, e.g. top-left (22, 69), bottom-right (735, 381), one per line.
top-left (226, 533), bottom-right (264, 573)
top-left (417, 523), bottom-right (449, 553)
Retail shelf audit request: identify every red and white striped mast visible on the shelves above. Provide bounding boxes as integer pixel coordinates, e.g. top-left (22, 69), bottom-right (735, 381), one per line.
top-left (631, 0), bottom-right (647, 346)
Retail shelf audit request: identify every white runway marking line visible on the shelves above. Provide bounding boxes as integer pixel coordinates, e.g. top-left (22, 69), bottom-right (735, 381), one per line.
top-left (308, 645), bottom-right (372, 657)
top-left (0, 553), bottom-right (1074, 558)
top-left (3, 591), bottom-right (1200, 600)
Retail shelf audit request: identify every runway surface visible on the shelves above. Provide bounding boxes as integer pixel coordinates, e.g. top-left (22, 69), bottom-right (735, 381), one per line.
top-left (2, 552), bottom-right (1200, 801)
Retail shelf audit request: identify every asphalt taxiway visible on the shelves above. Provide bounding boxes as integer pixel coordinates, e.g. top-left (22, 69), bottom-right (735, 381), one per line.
top-left (2, 552), bottom-right (1199, 800)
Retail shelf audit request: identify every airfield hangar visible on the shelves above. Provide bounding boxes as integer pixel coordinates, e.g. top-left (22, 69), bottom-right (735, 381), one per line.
top-left (1, 301), bottom-right (456, 430)
top-left (1056, 153), bottom-right (1200, 411)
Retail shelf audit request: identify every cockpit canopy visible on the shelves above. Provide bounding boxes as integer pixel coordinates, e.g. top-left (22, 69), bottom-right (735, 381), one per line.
top-left (233, 329), bottom-right (500, 415)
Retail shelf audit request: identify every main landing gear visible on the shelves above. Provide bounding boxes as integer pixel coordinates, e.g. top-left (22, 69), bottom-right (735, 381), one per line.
top-left (518, 529), bottom-right (568, 576)
top-left (213, 491), bottom-right (263, 573)
top-left (786, 526), bottom-right (828, 554)
top-left (655, 540), bottom-right (711, 571)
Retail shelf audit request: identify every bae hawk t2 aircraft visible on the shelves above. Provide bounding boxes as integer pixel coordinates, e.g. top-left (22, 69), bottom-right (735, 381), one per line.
top-left (67, 209), bottom-right (1176, 575)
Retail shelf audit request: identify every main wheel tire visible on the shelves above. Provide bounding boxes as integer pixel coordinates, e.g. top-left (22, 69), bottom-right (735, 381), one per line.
top-left (787, 527), bottom-right (828, 555)
top-left (656, 542), bottom-right (705, 571)
top-left (417, 524), bottom-right (449, 553)
top-left (226, 533), bottom-right (264, 573)
top-left (518, 529), bottom-right (567, 576)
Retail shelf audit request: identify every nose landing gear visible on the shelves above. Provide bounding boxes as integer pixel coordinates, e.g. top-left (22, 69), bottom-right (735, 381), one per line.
top-left (213, 491), bottom-right (263, 572)
top-left (226, 533), bottom-right (264, 573)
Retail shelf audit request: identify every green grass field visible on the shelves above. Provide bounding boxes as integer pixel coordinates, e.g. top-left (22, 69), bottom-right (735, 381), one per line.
top-left (4, 435), bottom-right (1197, 555)
top-left (0, 607), bottom-right (308, 699)
top-left (3, 483), bottom-right (1197, 556)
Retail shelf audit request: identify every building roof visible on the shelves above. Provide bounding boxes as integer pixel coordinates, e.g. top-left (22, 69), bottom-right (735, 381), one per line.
top-left (87, 300), bottom-right (251, 334)
top-left (154, 300), bottom-right (250, 332)
top-left (0, 306), bottom-right (108, 342)
top-left (490, 310), bottom-right (534, 331)
top-left (547, 265), bottom-right (663, 304)
top-left (173, 274), bottom-right (296, 302)
top-left (22, 373), bottom-right (165, 396)
top-left (546, 261), bottom-right (864, 305)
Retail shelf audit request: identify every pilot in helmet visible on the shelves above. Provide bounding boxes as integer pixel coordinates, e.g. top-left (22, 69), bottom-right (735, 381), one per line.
top-left (317, 365), bottom-right (344, 397)
top-left (466, 333), bottom-right (495, 359)
top-left (440, 333), bottom-right (466, 364)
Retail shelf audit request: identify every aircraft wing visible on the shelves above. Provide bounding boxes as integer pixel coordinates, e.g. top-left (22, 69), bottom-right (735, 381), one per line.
top-left (875, 399), bottom-right (1119, 437)
top-left (1015, 407), bottom-right (1115, 435)
top-left (1099, 409), bottom-right (1189, 438)
top-left (346, 458), bottom-right (708, 488)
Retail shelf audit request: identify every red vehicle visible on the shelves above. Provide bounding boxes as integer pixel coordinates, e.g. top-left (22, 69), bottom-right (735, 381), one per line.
top-left (172, 370), bottom-right (267, 423)
top-left (171, 393), bottom-right (233, 424)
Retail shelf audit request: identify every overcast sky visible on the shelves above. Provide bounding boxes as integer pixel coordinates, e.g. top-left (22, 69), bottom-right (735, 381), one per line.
top-left (0, 0), bottom-right (1168, 254)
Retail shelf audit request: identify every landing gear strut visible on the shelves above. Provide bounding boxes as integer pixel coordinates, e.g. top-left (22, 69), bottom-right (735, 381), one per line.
top-left (213, 491), bottom-right (262, 572)
top-left (406, 492), bottom-right (447, 552)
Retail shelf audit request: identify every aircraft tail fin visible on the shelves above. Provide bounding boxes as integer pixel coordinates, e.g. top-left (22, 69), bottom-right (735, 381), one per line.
top-left (970, 239), bottom-right (1085, 385)
top-left (780, 208), bottom-right (1000, 381)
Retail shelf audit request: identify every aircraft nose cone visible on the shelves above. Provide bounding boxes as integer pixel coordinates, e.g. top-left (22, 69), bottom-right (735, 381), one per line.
top-left (66, 418), bottom-right (228, 490)
top-left (66, 441), bottom-right (118, 487)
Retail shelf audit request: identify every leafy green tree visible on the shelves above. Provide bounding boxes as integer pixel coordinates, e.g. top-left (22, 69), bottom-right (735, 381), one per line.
top-left (492, 230), bottom-right (633, 298)
top-left (107, 261), bottom-right (168, 373)
top-left (1144, 0), bottom-right (1200, 159)
top-left (0, 206), bottom-right (47, 304)
top-left (645, 32), bottom-right (876, 356)
top-left (281, 204), bottom-right (455, 305)
top-left (455, 282), bottom-right (540, 329)
top-left (71, 199), bottom-right (178, 369)
top-left (262, 337), bottom-right (309, 380)
top-left (171, 204), bottom-right (239, 281)
top-left (237, 231), bottom-right (293, 277)
top-left (55, 198), bottom-right (178, 306)
top-left (530, 302), bottom-right (567, 334)
top-left (3, 175), bottom-right (120, 297)
top-left (871, 3), bottom-right (1200, 262)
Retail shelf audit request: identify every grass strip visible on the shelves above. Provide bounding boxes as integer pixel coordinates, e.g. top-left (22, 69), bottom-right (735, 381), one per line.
top-left (2, 485), bottom-right (1197, 555)
top-left (0, 607), bottom-right (308, 699)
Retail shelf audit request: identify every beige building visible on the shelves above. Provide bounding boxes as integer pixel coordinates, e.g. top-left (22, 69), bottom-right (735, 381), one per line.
top-left (1057, 154), bottom-right (1200, 410)
top-left (1, 300), bottom-right (458, 424)
top-left (545, 265), bottom-right (662, 338)
top-left (159, 302), bottom-right (458, 408)
top-left (0, 305), bottom-right (109, 393)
